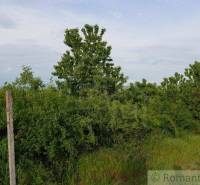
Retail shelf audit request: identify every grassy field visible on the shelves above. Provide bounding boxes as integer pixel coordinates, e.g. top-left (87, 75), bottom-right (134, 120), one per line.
top-left (145, 134), bottom-right (200, 170)
top-left (74, 134), bottom-right (200, 185)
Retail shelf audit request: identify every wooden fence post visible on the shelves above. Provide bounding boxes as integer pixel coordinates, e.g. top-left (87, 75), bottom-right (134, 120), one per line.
top-left (6, 91), bottom-right (16, 185)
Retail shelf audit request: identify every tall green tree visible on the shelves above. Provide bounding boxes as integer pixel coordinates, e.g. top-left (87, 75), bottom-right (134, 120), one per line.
top-left (53, 24), bottom-right (126, 95)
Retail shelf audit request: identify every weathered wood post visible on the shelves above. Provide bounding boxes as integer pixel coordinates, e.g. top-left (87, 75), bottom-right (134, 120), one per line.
top-left (6, 91), bottom-right (16, 185)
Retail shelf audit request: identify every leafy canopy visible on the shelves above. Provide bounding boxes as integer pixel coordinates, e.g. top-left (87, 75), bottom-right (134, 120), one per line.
top-left (14, 66), bottom-right (44, 90)
top-left (53, 24), bottom-right (126, 95)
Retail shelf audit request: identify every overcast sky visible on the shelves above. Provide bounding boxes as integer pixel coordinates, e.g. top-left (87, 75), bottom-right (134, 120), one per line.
top-left (0, 0), bottom-right (200, 84)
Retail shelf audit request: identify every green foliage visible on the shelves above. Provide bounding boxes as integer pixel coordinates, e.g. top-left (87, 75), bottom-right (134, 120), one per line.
top-left (140, 97), bottom-right (194, 136)
top-left (185, 61), bottom-right (200, 87)
top-left (138, 62), bottom-right (200, 136)
top-left (0, 139), bottom-right (8, 185)
top-left (113, 79), bottom-right (158, 106)
top-left (53, 24), bottom-right (126, 95)
top-left (0, 87), bottom-right (138, 184)
top-left (14, 66), bottom-right (44, 90)
top-left (1, 24), bottom-right (200, 184)
top-left (183, 62), bottom-right (200, 120)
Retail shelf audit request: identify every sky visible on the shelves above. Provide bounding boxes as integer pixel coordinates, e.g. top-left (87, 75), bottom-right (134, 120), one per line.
top-left (0, 0), bottom-right (200, 84)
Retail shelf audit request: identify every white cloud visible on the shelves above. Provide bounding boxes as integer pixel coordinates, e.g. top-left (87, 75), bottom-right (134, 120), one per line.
top-left (0, 1), bottom-right (200, 84)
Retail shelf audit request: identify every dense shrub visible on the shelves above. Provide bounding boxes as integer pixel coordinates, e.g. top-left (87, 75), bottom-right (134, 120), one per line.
top-left (0, 87), bottom-right (139, 184)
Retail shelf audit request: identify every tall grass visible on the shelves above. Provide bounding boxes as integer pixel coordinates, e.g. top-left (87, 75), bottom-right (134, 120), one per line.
top-left (75, 142), bottom-right (146, 185)
top-left (73, 134), bottom-right (200, 185)
top-left (145, 134), bottom-right (200, 170)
